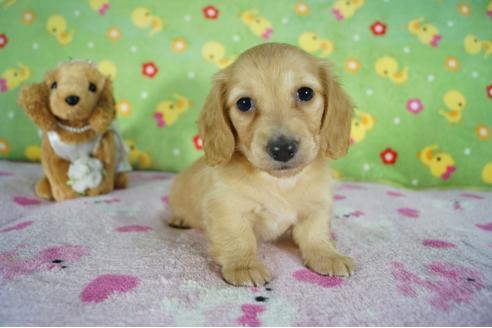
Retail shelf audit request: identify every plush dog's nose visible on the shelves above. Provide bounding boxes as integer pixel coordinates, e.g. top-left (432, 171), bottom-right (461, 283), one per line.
top-left (267, 136), bottom-right (298, 163)
top-left (65, 95), bottom-right (80, 106)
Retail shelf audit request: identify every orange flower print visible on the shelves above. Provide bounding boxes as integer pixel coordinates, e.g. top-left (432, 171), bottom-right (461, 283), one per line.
top-left (444, 56), bottom-right (460, 72)
top-left (476, 124), bottom-right (490, 141)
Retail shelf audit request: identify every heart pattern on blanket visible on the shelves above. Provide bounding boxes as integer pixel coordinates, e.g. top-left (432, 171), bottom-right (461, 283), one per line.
top-left (397, 207), bottom-right (420, 218)
top-left (476, 222), bottom-right (492, 232)
top-left (80, 274), bottom-right (139, 303)
top-left (293, 269), bottom-right (344, 288)
top-left (0, 221), bottom-right (34, 233)
top-left (13, 196), bottom-right (41, 206)
top-left (115, 225), bottom-right (152, 232)
top-left (422, 239), bottom-right (456, 248)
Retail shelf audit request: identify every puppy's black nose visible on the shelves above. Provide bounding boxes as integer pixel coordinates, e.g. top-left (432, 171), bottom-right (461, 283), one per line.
top-left (267, 136), bottom-right (298, 163)
top-left (65, 95), bottom-right (80, 106)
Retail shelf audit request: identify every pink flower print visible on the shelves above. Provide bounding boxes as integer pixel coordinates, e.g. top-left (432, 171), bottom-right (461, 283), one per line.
top-left (406, 98), bottom-right (424, 114)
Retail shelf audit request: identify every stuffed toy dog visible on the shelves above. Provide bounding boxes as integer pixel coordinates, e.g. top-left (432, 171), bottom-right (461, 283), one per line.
top-left (18, 60), bottom-right (131, 201)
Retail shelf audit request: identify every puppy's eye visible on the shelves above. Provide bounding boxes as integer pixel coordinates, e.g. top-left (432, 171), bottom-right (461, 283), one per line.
top-left (236, 97), bottom-right (254, 112)
top-left (297, 87), bottom-right (314, 102)
top-left (51, 82), bottom-right (57, 89)
top-left (89, 82), bottom-right (97, 92)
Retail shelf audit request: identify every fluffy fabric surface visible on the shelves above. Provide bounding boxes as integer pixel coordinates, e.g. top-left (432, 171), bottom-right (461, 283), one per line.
top-left (0, 161), bottom-right (491, 326)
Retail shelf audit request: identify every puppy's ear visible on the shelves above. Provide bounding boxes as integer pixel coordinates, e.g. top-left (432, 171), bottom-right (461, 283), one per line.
top-left (18, 81), bottom-right (56, 132)
top-left (319, 62), bottom-right (354, 159)
top-left (90, 78), bottom-right (115, 133)
top-left (198, 72), bottom-right (235, 166)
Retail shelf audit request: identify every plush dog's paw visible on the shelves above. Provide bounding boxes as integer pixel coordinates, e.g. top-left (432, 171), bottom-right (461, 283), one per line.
top-left (86, 184), bottom-right (113, 197)
top-left (222, 261), bottom-right (272, 287)
top-left (52, 187), bottom-right (78, 202)
top-left (304, 253), bottom-right (354, 277)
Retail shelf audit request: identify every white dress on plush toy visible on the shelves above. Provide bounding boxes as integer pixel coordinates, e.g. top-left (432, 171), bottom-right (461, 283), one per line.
top-left (45, 123), bottom-right (131, 193)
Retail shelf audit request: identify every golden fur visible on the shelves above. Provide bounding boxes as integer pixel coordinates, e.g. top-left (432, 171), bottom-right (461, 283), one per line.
top-left (168, 43), bottom-right (354, 286)
top-left (18, 61), bottom-right (127, 201)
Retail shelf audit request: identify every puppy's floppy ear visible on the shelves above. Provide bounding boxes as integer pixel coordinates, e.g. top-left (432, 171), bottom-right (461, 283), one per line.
top-left (198, 71), bottom-right (235, 166)
top-left (90, 77), bottom-right (116, 133)
top-left (318, 62), bottom-right (354, 159)
top-left (18, 80), bottom-right (56, 132)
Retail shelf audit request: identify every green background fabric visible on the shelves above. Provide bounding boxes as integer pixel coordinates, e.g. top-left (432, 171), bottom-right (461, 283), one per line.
top-left (0, 0), bottom-right (491, 188)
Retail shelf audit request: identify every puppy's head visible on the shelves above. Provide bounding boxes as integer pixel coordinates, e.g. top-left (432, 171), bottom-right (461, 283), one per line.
top-left (199, 43), bottom-right (353, 176)
top-left (45, 61), bottom-right (111, 121)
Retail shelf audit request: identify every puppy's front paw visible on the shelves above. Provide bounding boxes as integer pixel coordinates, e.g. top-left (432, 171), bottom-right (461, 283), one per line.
top-left (304, 252), bottom-right (354, 277)
top-left (222, 261), bottom-right (271, 287)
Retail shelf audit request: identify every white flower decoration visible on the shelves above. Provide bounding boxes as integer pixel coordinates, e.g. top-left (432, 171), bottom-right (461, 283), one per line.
top-left (67, 156), bottom-right (104, 193)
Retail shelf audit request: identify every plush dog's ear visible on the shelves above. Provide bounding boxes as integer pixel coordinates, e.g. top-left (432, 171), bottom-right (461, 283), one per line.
top-left (18, 82), bottom-right (56, 132)
top-left (89, 78), bottom-right (115, 133)
top-left (198, 72), bottom-right (235, 166)
top-left (319, 62), bottom-right (354, 159)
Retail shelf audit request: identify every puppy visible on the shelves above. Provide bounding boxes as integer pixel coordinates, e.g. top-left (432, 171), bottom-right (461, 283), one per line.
top-left (168, 43), bottom-right (354, 286)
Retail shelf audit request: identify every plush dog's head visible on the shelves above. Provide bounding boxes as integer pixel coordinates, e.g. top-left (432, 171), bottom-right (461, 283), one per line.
top-left (199, 43), bottom-right (353, 176)
top-left (19, 60), bottom-right (115, 134)
top-left (45, 61), bottom-right (111, 121)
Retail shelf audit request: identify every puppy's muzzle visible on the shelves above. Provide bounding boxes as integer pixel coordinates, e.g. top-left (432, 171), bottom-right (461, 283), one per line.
top-left (266, 136), bottom-right (298, 163)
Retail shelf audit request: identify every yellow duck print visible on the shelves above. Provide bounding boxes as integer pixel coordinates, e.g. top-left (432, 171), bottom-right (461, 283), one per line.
top-left (202, 42), bottom-right (235, 69)
top-left (240, 10), bottom-right (273, 40)
top-left (375, 56), bottom-right (408, 84)
top-left (0, 62), bottom-right (31, 93)
top-left (2, 0), bottom-right (16, 8)
top-left (482, 162), bottom-right (492, 185)
top-left (125, 140), bottom-right (152, 169)
top-left (154, 95), bottom-right (191, 128)
top-left (46, 15), bottom-right (74, 45)
top-left (25, 145), bottom-right (41, 161)
top-left (89, 0), bottom-right (110, 15)
top-left (131, 7), bottom-right (164, 36)
top-left (332, 0), bottom-right (364, 21)
top-left (439, 90), bottom-right (467, 124)
top-left (419, 145), bottom-right (456, 180)
top-left (97, 60), bottom-right (117, 80)
top-left (350, 110), bottom-right (375, 144)
top-left (298, 32), bottom-right (334, 57)
top-left (408, 18), bottom-right (442, 47)
top-left (464, 34), bottom-right (492, 58)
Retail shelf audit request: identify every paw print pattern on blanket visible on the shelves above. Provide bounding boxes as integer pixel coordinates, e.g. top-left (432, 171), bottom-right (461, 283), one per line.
top-left (159, 281), bottom-right (296, 326)
top-left (391, 261), bottom-right (485, 311)
top-left (0, 245), bottom-right (88, 280)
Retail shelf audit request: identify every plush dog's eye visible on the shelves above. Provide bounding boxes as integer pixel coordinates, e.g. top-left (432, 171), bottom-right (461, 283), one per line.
top-left (297, 87), bottom-right (314, 102)
top-left (236, 97), bottom-right (254, 112)
top-left (89, 83), bottom-right (97, 92)
top-left (51, 82), bottom-right (57, 89)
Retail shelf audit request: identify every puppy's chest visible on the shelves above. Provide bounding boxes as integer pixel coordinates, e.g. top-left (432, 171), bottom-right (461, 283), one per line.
top-left (251, 198), bottom-right (299, 241)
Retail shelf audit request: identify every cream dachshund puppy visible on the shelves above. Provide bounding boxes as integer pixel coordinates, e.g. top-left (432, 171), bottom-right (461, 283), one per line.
top-left (168, 43), bottom-right (354, 287)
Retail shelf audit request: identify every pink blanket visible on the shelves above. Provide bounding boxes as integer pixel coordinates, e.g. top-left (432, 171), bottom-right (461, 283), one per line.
top-left (0, 161), bottom-right (491, 326)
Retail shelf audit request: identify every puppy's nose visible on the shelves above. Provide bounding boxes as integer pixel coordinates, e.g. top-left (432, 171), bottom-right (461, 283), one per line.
top-left (65, 95), bottom-right (80, 106)
top-left (267, 136), bottom-right (298, 163)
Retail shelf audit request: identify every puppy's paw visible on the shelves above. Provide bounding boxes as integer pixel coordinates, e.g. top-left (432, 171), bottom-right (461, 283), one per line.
top-left (222, 261), bottom-right (271, 287)
top-left (304, 252), bottom-right (354, 277)
top-left (168, 216), bottom-right (191, 229)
